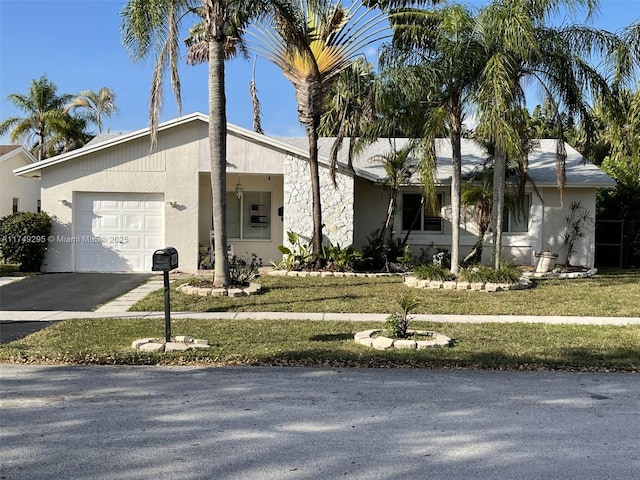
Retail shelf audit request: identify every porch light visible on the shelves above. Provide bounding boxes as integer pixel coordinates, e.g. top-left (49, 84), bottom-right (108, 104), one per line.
top-left (235, 182), bottom-right (243, 199)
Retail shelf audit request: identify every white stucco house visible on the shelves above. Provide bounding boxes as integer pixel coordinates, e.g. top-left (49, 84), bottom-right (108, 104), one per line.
top-left (14, 112), bottom-right (615, 273)
top-left (1, 145), bottom-right (40, 217)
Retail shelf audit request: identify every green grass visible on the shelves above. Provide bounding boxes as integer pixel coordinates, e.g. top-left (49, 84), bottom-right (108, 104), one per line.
top-left (2, 318), bottom-right (640, 371)
top-left (130, 268), bottom-right (640, 317)
top-left (0, 264), bottom-right (21, 276)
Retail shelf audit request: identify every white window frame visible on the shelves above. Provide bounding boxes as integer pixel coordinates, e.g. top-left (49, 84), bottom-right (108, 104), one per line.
top-left (226, 191), bottom-right (272, 241)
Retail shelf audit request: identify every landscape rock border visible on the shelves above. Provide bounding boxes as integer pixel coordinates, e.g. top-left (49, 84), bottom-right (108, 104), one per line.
top-left (176, 282), bottom-right (262, 297)
top-left (354, 329), bottom-right (453, 350)
top-left (403, 276), bottom-right (531, 292)
top-left (132, 336), bottom-right (210, 353)
top-left (268, 270), bottom-right (397, 278)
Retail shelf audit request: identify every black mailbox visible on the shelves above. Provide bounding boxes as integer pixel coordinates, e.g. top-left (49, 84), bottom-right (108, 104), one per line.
top-left (152, 247), bottom-right (179, 272)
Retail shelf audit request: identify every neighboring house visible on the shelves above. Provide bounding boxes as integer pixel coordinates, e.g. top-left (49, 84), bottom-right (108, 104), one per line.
top-left (0, 145), bottom-right (40, 217)
top-left (14, 112), bottom-right (614, 273)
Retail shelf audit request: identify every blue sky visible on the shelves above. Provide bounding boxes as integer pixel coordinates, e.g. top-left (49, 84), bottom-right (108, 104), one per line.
top-left (1, 0), bottom-right (639, 145)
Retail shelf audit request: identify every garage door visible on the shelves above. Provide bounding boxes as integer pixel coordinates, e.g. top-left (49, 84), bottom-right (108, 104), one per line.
top-left (75, 193), bottom-right (164, 272)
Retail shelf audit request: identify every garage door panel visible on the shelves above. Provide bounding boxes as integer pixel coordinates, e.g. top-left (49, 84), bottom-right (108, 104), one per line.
top-left (75, 193), bottom-right (164, 272)
top-left (122, 214), bottom-right (142, 230)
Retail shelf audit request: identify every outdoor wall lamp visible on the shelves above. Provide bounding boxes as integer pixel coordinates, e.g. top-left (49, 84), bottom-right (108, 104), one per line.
top-left (235, 182), bottom-right (243, 199)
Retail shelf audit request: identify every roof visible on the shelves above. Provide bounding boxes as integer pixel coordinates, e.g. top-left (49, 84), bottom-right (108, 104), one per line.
top-left (0, 145), bottom-right (21, 156)
top-left (278, 137), bottom-right (616, 188)
top-left (0, 144), bottom-right (38, 166)
top-left (13, 112), bottom-right (615, 188)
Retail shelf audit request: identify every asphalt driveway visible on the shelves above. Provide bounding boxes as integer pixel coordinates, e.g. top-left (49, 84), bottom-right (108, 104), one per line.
top-left (0, 273), bottom-right (153, 311)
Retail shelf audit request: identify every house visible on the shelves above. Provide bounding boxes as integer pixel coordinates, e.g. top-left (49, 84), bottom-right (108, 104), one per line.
top-left (0, 145), bottom-right (40, 217)
top-left (14, 112), bottom-right (615, 273)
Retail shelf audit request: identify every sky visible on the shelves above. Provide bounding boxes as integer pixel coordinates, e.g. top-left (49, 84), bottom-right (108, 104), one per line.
top-left (1, 0), bottom-right (639, 146)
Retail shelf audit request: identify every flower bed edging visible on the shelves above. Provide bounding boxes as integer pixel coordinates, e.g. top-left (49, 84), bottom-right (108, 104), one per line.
top-left (176, 282), bottom-right (262, 297)
top-left (354, 329), bottom-right (453, 350)
top-left (403, 276), bottom-right (530, 292)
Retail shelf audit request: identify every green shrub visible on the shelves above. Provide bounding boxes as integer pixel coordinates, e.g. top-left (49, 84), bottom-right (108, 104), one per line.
top-left (322, 243), bottom-right (362, 272)
top-left (382, 294), bottom-right (420, 338)
top-left (229, 253), bottom-right (261, 286)
top-left (273, 231), bottom-right (313, 270)
top-left (458, 264), bottom-right (522, 283)
top-left (0, 212), bottom-right (52, 272)
top-left (414, 263), bottom-right (454, 281)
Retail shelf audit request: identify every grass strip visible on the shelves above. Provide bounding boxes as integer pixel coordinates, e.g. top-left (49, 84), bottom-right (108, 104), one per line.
top-left (129, 269), bottom-right (640, 317)
top-left (2, 318), bottom-right (639, 372)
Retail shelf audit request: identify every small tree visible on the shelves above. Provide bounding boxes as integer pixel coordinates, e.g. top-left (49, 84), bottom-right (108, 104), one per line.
top-left (560, 201), bottom-right (593, 266)
top-left (0, 212), bottom-right (52, 272)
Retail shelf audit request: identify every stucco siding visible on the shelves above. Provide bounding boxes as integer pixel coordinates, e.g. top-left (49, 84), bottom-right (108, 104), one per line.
top-left (1, 155), bottom-right (40, 217)
top-left (40, 126), bottom-right (200, 272)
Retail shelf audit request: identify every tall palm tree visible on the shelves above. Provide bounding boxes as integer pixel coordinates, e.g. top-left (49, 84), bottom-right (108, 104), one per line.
top-left (65, 87), bottom-right (119, 134)
top-left (474, 0), bottom-right (618, 268)
top-left (0, 75), bottom-right (73, 160)
top-left (247, 0), bottom-right (397, 263)
top-left (122, 0), bottom-right (267, 287)
top-left (386, 3), bottom-right (487, 274)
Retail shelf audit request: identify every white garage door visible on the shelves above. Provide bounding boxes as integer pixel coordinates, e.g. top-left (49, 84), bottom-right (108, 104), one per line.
top-left (75, 193), bottom-right (164, 272)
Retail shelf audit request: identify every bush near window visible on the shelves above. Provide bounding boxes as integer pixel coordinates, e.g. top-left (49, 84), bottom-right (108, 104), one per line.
top-left (0, 212), bottom-right (52, 272)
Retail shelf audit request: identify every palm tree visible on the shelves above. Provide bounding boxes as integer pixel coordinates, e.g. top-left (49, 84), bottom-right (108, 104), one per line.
top-left (0, 75), bottom-right (73, 160)
top-left (474, 0), bottom-right (618, 269)
top-left (386, 3), bottom-right (487, 274)
top-left (65, 87), bottom-right (119, 134)
top-left (122, 0), bottom-right (267, 287)
top-left (247, 0), bottom-right (395, 263)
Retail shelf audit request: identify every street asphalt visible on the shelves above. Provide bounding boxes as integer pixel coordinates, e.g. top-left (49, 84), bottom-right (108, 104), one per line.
top-left (1, 364), bottom-right (638, 480)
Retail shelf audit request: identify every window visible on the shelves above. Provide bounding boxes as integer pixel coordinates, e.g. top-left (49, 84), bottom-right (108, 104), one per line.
top-left (502, 195), bottom-right (530, 233)
top-left (12, 198), bottom-right (19, 214)
top-left (37, 200), bottom-right (41, 213)
top-left (226, 191), bottom-right (271, 240)
top-left (402, 193), bottom-right (443, 232)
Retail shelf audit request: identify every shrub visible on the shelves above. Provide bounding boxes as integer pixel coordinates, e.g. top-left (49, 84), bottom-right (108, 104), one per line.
top-left (273, 231), bottom-right (313, 270)
top-left (0, 212), bottom-right (52, 272)
top-left (229, 253), bottom-right (261, 286)
top-left (322, 243), bottom-right (362, 272)
top-left (414, 263), bottom-right (454, 281)
top-left (458, 264), bottom-right (522, 283)
top-left (382, 294), bottom-right (420, 338)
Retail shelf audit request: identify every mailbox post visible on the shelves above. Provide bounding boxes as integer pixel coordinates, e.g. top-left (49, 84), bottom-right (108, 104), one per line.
top-left (152, 247), bottom-right (179, 342)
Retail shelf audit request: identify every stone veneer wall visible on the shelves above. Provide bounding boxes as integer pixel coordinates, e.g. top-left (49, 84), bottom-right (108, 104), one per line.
top-left (283, 155), bottom-right (354, 247)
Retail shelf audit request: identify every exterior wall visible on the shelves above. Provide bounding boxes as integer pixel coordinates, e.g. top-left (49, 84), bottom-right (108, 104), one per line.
top-left (40, 124), bottom-right (201, 272)
top-left (353, 181), bottom-right (594, 267)
top-left (283, 156), bottom-right (354, 250)
top-left (0, 154), bottom-right (40, 216)
top-left (539, 187), bottom-right (597, 267)
top-left (198, 173), bottom-right (284, 264)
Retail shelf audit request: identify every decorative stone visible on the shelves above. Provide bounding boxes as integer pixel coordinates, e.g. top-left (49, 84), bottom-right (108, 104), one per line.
top-left (210, 288), bottom-right (228, 297)
top-left (139, 342), bottom-right (164, 352)
top-left (485, 283), bottom-right (499, 292)
top-left (354, 329), bottom-right (379, 341)
top-left (189, 344), bottom-right (211, 350)
top-left (429, 281), bottom-right (443, 289)
top-left (309, 271), bottom-right (322, 277)
top-left (175, 335), bottom-right (194, 343)
top-left (443, 281), bottom-right (457, 290)
top-left (227, 288), bottom-right (246, 297)
top-left (470, 282), bottom-right (485, 291)
top-left (418, 280), bottom-right (430, 289)
top-left (394, 339), bottom-right (417, 349)
top-left (197, 288), bottom-right (210, 296)
top-left (131, 338), bottom-right (155, 349)
top-left (357, 337), bottom-right (374, 347)
top-left (372, 336), bottom-right (394, 350)
top-left (456, 281), bottom-right (470, 290)
top-left (321, 271), bottom-right (334, 277)
top-left (165, 342), bottom-right (189, 352)
top-left (193, 339), bottom-right (209, 345)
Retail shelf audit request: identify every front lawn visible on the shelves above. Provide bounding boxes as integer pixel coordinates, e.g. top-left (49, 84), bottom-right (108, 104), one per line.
top-left (129, 268), bottom-right (640, 317)
top-left (2, 318), bottom-right (639, 371)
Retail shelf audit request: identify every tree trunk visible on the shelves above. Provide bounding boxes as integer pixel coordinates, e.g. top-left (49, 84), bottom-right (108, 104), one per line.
top-left (450, 116), bottom-right (462, 274)
top-left (209, 35), bottom-right (231, 287)
top-left (492, 148), bottom-right (506, 270)
top-left (306, 121), bottom-right (323, 261)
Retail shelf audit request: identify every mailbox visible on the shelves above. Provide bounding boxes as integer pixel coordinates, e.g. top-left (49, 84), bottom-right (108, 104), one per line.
top-left (152, 247), bottom-right (179, 272)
